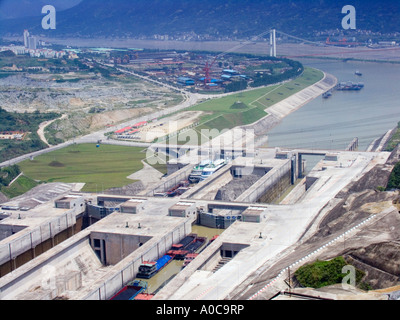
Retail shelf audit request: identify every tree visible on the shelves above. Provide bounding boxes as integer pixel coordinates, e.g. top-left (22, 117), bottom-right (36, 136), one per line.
top-left (387, 162), bottom-right (400, 189)
top-left (224, 79), bottom-right (247, 93)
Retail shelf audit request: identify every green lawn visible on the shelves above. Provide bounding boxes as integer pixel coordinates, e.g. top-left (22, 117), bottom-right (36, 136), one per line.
top-left (385, 121), bottom-right (400, 152)
top-left (190, 67), bottom-right (323, 114)
top-left (1, 175), bottom-right (39, 199)
top-left (19, 144), bottom-right (147, 192)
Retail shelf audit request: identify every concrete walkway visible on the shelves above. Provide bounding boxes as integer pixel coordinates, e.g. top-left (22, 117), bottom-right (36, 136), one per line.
top-left (265, 72), bottom-right (337, 119)
top-left (126, 160), bottom-right (164, 189)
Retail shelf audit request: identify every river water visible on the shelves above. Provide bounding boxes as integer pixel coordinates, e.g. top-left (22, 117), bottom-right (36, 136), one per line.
top-left (266, 59), bottom-right (400, 151)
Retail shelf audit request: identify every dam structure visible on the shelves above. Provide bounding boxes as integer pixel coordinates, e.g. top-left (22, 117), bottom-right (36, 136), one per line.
top-left (0, 65), bottom-right (390, 300)
top-left (0, 64), bottom-right (394, 300)
top-left (0, 143), bottom-right (391, 300)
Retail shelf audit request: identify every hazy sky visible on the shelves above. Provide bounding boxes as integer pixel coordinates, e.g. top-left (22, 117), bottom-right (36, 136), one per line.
top-left (0, 0), bottom-right (83, 20)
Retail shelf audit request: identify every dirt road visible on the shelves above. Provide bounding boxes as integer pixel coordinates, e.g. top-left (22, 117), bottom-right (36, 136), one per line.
top-left (37, 114), bottom-right (67, 146)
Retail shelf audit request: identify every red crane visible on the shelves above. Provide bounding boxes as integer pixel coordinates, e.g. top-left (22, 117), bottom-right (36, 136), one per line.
top-left (203, 56), bottom-right (218, 85)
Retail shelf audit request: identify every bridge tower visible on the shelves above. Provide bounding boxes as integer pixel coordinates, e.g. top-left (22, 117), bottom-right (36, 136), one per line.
top-left (270, 29), bottom-right (276, 57)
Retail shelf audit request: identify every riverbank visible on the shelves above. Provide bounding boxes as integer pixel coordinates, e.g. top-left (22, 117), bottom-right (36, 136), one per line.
top-left (10, 37), bottom-right (400, 63)
top-left (243, 72), bottom-right (337, 139)
top-left (266, 59), bottom-right (400, 152)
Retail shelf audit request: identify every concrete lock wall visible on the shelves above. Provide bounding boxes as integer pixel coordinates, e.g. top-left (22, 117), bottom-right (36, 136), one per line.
top-left (199, 245), bottom-right (222, 271)
top-left (181, 164), bottom-right (232, 200)
top-left (0, 233), bottom-right (90, 299)
top-left (257, 170), bottom-right (292, 203)
top-left (236, 160), bottom-right (292, 203)
top-left (0, 211), bottom-right (77, 268)
top-left (147, 163), bottom-right (195, 196)
top-left (0, 215), bottom-right (82, 278)
top-left (89, 232), bottom-right (152, 265)
top-left (82, 219), bottom-right (192, 300)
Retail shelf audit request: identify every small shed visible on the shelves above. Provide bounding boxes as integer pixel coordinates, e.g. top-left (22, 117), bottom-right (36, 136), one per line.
top-left (55, 195), bottom-right (85, 210)
top-left (168, 202), bottom-right (196, 218)
top-left (241, 206), bottom-right (267, 223)
top-left (120, 198), bottom-right (147, 214)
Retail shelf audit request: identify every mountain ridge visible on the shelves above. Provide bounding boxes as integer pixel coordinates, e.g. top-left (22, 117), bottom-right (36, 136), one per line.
top-left (0, 0), bottom-right (399, 39)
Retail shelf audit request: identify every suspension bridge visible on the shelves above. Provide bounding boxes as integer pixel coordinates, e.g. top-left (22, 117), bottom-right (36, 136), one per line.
top-left (212, 28), bottom-right (400, 62)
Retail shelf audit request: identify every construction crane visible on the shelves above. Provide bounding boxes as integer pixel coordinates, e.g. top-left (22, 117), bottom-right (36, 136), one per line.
top-left (203, 56), bottom-right (218, 85)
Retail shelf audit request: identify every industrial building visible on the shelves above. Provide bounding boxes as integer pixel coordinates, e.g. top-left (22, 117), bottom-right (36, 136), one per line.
top-left (110, 49), bottom-right (295, 92)
top-left (177, 77), bottom-right (195, 86)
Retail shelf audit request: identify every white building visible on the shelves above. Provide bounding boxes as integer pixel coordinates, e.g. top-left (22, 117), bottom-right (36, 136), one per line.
top-left (28, 36), bottom-right (37, 50)
top-left (23, 30), bottom-right (30, 48)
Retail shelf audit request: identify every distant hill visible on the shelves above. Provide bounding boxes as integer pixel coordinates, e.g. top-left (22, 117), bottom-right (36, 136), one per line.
top-left (0, 0), bottom-right (399, 39)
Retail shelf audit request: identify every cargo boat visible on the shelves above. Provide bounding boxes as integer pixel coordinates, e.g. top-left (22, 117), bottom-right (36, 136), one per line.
top-left (181, 235), bottom-right (219, 269)
top-left (167, 233), bottom-right (197, 258)
top-left (110, 280), bottom-right (148, 300)
top-left (209, 235), bottom-right (219, 243)
top-left (335, 81), bottom-right (364, 91)
top-left (322, 91), bottom-right (332, 99)
top-left (182, 253), bottom-right (199, 268)
top-left (136, 254), bottom-right (172, 279)
top-left (172, 236), bottom-right (207, 260)
top-left (135, 293), bottom-right (155, 300)
top-left (166, 180), bottom-right (189, 197)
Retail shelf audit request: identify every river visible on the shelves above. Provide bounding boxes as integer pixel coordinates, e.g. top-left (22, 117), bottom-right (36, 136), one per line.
top-left (266, 59), bottom-right (400, 151)
top-left (264, 59), bottom-right (400, 171)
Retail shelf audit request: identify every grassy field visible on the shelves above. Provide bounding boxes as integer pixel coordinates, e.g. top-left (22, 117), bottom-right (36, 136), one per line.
top-left (191, 67), bottom-right (323, 114)
top-left (166, 67), bottom-right (323, 145)
top-left (385, 121), bottom-right (400, 152)
top-left (1, 175), bottom-right (39, 199)
top-left (19, 144), bottom-right (147, 192)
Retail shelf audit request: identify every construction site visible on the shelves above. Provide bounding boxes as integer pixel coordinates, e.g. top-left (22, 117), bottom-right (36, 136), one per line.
top-left (106, 31), bottom-right (294, 96)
